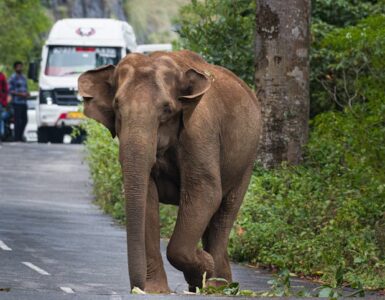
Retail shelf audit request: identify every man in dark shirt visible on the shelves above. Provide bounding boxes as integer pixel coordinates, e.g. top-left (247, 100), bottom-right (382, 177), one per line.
top-left (9, 61), bottom-right (29, 142)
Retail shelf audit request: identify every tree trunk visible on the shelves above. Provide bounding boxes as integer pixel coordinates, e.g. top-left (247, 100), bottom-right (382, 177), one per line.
top-left (255, 0), bottom-right (311, 168)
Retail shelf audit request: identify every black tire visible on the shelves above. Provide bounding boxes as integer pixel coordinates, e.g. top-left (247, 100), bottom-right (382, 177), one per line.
top-left (37, 127), bottom-right (49, 143)
top-left (49, 129), bottom-right (64, 144)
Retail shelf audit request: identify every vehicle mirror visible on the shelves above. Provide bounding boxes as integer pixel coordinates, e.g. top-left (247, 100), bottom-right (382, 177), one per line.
top-left (28, 61), bottom-right (39, 82)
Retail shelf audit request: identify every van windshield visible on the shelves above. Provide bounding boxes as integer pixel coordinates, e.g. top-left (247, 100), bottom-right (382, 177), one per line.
top-left (45, 46), bottom-right (121, 76)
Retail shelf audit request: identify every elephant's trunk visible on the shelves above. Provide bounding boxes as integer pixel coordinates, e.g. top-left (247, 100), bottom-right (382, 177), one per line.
top-left (120, 121), bottom-right (157, 291)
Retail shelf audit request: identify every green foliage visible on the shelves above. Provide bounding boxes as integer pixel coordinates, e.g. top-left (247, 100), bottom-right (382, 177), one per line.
top-left (124, 0), bottom-right (188, 43)
top-left (231, 161), bottom-right (384, 289)
top-left (313, 265), bottom-right (365, 297)
top-left (312, 0), bottom-right (384, 27)
top-left (310, 0), bottom-right (385, 115)
top-left (0, 0), bottom-right (51, 72)
top-left (131, 286), bottom-right (146, 294)
top-left (158, 204), bottom-right (178, 237)
top-left (174, 0), bottom-right (256, 86)
top-left (82, 120), bottom-right (126, 222)
top-left (194, 272), bottom-right (258, 296)
top-left (229, 17), bottom-right (385, 289)
top-left (195, 269), bottom-right (364, 297)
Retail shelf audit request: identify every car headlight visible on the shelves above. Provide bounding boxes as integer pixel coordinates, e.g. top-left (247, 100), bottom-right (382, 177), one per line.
top-left (39, 90), bottom-right (54, 105)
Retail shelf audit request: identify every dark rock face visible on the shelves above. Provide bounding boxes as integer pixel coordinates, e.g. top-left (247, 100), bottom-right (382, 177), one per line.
top-left (47, 0), bottom-right (126, 21)
top-left (71, 0), bottom-right (126, 20)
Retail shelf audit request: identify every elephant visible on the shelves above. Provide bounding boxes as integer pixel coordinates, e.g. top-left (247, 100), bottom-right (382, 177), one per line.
top-left (78, 50), bottom-right (261, 293)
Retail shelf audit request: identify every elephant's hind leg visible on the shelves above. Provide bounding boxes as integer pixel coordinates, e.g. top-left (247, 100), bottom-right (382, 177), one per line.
top-left (202, 166), bottom-right (253, 283)
top-left (144, 178), bottom-right (170, 293)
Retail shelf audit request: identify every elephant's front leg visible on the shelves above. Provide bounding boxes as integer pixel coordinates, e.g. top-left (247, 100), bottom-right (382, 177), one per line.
top-left (166, 169), bottom-right (222, 290)
top-left (144, 177), bottom-right (170, 293)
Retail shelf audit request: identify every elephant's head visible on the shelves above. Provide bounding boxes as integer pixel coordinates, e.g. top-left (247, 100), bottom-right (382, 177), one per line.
top-left (78, 53), bottom-right (211, 290)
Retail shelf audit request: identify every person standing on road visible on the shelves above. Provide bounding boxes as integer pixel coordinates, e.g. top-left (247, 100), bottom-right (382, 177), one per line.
top-left (0, 70), bottom-right (9, 139)
top-left (9, 61), bottom-right (29, 142)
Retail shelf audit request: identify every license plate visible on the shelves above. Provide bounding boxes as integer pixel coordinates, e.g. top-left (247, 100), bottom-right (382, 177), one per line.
top-left (67, 111), bottom-right (84, 119)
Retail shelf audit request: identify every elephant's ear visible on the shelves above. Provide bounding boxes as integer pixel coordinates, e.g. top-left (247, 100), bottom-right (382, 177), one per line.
top-left (78, 64), bottom-right (116, 137)
top-left (179, 68), bottom-right (211, 101)
top-left (179, 68), bottom-right (211, 125)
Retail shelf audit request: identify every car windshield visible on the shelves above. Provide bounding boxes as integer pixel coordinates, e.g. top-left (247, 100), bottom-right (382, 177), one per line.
top-left (45, 46), bottom-right (121, 76)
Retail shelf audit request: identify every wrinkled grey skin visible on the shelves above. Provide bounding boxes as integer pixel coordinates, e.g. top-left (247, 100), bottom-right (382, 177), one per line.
top-left (78, 50), bottom-right (261, 293)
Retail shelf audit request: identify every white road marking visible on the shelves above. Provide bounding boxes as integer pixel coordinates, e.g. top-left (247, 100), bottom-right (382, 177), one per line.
top-left (111, 291), bottom-right (123, 300)
top-left (21, 262), bottom-right (50, 275)
top-left (60, 287), bottom-right (75, 294)
top-left (0, 240), bottom-right (12, 251)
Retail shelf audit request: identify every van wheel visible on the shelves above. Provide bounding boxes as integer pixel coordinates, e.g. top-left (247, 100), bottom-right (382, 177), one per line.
top-left (37, 127), bottom-right (49, 143)
top-left (50, 129), bottom-right (64, 144)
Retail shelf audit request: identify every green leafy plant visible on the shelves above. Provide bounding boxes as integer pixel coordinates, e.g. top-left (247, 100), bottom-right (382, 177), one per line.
top-left (313, 265), bottom-right (365, 298)
top-left (174, 0), bottom-right (256, 86)
top-left (0, 0), bottom-right (51, 72)
top-left (229, 15), bottom-right (385, 290)
top-left (81, 120), bottom-right (125, 222)
top-left (194, 268), bottom-right (365, 297)
top-left (131, 287), bottom-right (146, 294)
top-left (193, 272), bottom-right (256, 296)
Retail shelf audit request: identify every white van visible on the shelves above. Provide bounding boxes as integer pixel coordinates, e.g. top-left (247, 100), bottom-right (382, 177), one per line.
top-left (24, 91), bottom-right (38, 142)
top-left (137, 43), bottom-right (172, 55)
top-left (29, 18), bottom-right (137, 143)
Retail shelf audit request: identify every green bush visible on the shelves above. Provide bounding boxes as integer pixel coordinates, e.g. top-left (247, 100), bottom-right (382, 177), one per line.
top-left (82, 120), bottom-right (125, 222)
top-left (229, 16), bottom-right (385, 290)
top-left (312, 0), bottom-right (383, 27)
top-left (310, 5), bottom-right (385, 116)
top-left (0, 0), bottom-right (51, 71)
top-left (231, 161), bottom-right (384, 289)
top-left (174, 0), bottom-right (256, 86)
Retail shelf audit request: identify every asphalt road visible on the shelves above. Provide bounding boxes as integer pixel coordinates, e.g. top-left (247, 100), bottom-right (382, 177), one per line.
top-left (0, 143), bottom-right (318, 299)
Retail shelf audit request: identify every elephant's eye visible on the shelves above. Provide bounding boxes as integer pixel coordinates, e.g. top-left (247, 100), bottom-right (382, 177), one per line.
top-left (83, 96), bottom-right (92, 103)
top-left (163, 103), bottom-right (172, 114)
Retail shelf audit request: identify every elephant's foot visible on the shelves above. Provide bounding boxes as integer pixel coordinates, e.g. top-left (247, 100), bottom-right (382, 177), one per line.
top-left (181, 249), bottom-right (215, 290)
top-left (188, 272), bottom-right (230, 292)
top-left (145, 264), bottom-right (170, 294)
top-left (206, 277), bottom-right (230, 288)
top-left (210, 255), bottom-right (232, 284)
top-left (144, 279), bottom-right (170, 294)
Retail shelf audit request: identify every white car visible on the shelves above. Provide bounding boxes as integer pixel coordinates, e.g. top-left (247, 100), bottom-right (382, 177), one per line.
top-left (24, 91), bottom-right (38, 142)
